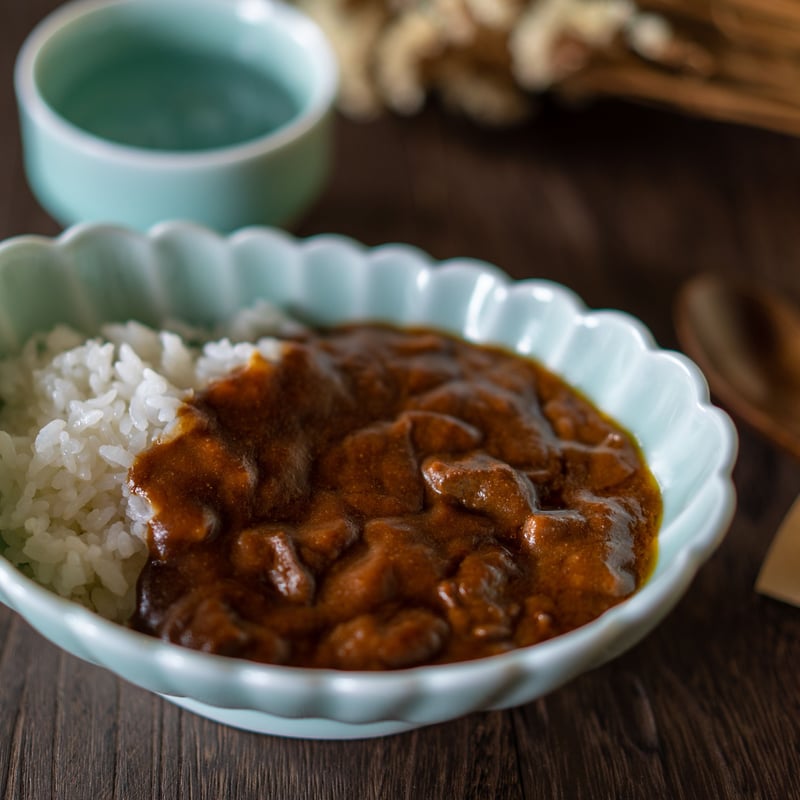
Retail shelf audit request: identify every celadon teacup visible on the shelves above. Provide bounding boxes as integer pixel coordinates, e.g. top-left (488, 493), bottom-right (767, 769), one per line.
top-left (14, 0), bottom-right (338, 232)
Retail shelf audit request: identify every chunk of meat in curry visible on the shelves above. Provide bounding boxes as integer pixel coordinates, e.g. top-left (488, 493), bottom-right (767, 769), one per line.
top-left (129, 326), bottom-right (661, 669)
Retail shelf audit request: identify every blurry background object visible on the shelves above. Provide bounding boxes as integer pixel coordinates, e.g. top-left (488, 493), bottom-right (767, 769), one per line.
top-left (296, 0), bottom-right (800, 135)
top-left (14, 0), bottom-right (337, 232)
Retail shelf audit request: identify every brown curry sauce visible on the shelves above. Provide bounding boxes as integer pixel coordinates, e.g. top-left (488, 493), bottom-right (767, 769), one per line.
top-left (129, 325), bottom-right (661, 669)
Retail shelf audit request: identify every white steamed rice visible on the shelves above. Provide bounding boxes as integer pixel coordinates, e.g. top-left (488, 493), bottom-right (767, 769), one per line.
top-left (0, 304), bottom-right (299, 622)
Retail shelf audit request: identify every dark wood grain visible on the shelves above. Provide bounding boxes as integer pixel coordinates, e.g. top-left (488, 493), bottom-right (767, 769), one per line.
top-left (3, 2), bottom-right (800, 798)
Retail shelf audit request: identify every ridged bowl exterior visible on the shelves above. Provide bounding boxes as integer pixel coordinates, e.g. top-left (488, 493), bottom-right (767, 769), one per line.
top-left (0, 222), bottom-right (737, 738)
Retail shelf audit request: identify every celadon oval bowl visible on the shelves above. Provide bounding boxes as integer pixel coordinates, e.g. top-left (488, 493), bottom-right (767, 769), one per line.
top-left (14, 0), bottom-right (337, 232)
top-left (0, 222), bottom-right (738, 739)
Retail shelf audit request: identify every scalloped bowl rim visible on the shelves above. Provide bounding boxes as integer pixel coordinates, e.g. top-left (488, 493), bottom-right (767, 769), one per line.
top-left (0, 222), bottom-right (738, 734)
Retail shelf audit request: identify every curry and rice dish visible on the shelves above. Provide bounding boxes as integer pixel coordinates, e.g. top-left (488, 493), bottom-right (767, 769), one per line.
top-left (0, 312), bottom-right (661, 670)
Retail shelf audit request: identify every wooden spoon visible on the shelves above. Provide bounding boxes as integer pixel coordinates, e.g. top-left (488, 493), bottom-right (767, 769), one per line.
top-left (675, 274), bottom-right (800, 605)
top-left (674, 273), bottom-right (800, 460)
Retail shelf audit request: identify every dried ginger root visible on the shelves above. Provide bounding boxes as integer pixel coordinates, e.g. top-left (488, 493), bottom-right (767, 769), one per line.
top-left (297, 0), bottom-right (800, 134)
top-left (295, 0), bottom-right (389, 118)
top-left (295, 0), bottom-right (678, 125)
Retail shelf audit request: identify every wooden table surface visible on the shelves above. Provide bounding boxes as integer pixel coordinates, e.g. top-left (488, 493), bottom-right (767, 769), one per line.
top-left (2, 2), bottom-right (800, 798)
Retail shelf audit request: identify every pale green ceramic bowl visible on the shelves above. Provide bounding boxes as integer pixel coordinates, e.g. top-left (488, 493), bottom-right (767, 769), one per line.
top-left (0, 223), bottom-right (738, 738)
top-left (14, 0), bottom-right (337, 231)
